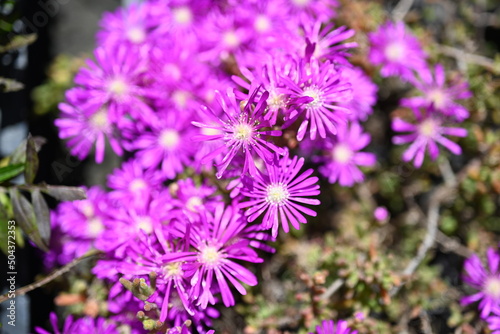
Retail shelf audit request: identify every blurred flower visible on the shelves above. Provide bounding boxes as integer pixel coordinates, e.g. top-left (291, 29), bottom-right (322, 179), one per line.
top-left (34, 312), bottom-right (118, 334)
top-left (401, 63), bottom-right (472, 122)
top-left (317, 122), bottom-right (376, 186)
top-left (368, 21), bottom-right (427, 81)
top-left (374, 206), bottom-right (389, 222)
top-left (392, 107), bottom-right (467, 168)
top-left (309, 319), bottom-right (358, 334)
top-left (461, 248), bottom-right (500, 318)
top-left (339, 66), bottom-right (378, 122)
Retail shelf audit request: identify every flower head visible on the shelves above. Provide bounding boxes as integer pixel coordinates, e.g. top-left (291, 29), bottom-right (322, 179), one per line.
top-left (317, 122), bottom-right (376, 186)
top-left (401, 63), bottom-right (472, 121)
top-left (368, 21), bottom-right (427, 81)
top-left (192, 88), bottom-right (284, 178)
top-left (392, 108), bottom-right (467, 168)
top-left (309, 319), bottom-right (358, 334)
top-left (282, 58), bottom-right (352, 140)
top-left (461, 248), bottom-right (500, 318)
top-left (240, 152), bottom-right (320, 237)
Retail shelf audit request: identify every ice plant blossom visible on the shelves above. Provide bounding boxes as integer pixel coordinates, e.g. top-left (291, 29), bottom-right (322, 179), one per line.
top-left (240, 153), bottom-right (321, 237)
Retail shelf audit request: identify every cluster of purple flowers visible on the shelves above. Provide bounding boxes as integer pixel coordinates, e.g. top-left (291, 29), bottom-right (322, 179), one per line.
top-left (461, 248), bottom-right (500, 332)
top-left (48, 0), bottom-right (472, 333)
top-left (369, 21), bottom-right (471, 168)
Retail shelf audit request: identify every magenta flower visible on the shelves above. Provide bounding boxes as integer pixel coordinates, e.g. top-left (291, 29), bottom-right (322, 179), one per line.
top-left (165, 204), bottom-right (263, 309)
top-left (35, 312), bottom-right (118, 334)
top-left (401, 63), bottom-right (472, 121)
top-left (300, 21), bottom-right (357, 64)
top-left (317, 122), bottom-right (376, 186)
top-left (107, 158), bottom-right (163, 209)
top-left (392, 108), bottom-right (467, 168)
top-left (55, 92), bottom-right (123, 163)
top-left (339, 66), bottom-right (378, 122)
top-left (97, 2), bottom-right (160, 48)
top-left (285, 0), bottom-right (338, 23)
top-left (130, 111), bottom-right (196, 180)
top-left (486, 314), bottom-right (500, 334)
top-left (239, 153), bottom-right (321, 237)
top-left (374, 206), bottom-right (389, 222)
top-left (309, 319), bottom-right (358, 334)
top-left (282, 58), bottom-right (353, 141)
top-left (368, 21), bottom-right (427, 81)
top-left (74, 45), bottom-right (155, 124)
top-left (192, 88), bottom-right (284, 178)
top-left (461, 248), bottom-right (500, 318)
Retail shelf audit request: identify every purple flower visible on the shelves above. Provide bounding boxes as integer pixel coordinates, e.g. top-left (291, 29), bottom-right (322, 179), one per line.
top-left (392, 108), bottom-right (467, 168)
top-left (285, 0), bottom-right (338, 23)
top-left (166, 204), bottom-right (263, 309)
top-left (339, 66), bottom-right (378, 122)
top-left (74, 45), bottom-right (155, 124)
top-left (192, 88), bottom-right (284, 178)
top-left (107, 158), bottom-right (164, 209)
top-left (374, 206), bottom-right (389, 222)
top-left (129, 111), bottom-right (196, 180)
top-left (239, 153), bottom-right (321, 237)
top-left (309, 319), bottom-right (358, 334)
top-left (486, 314), bottom-right (500, 334)
top-left (55, 92), bottom-right (123, 163)
top-left (300, 21), bottom-right (357, 64)
top-left (401, 64), bottom-right (472, 122)
top-left (317, 122), bottom-right (376, 186)
top-left (97, 2), bottom-right (160, 48)
top-left (170, 178), bottom-right (222, 222)
top-left (368, 21), bottom-right (427, 81)
top-left (35, 312), bottom-right (118, 334)
top-left (282, 58), bottom-right (352, 141)
top-left (461, 248), bottom-right (500, 318)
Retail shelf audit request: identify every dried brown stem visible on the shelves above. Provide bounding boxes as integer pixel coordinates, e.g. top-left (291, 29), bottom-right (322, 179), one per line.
top-left (0, 249), bottom-right (102, 304)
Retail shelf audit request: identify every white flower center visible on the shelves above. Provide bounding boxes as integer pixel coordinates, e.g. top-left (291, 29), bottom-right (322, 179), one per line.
top-left (254, 15), bottom-right (271, 32)
top-left (385, 42), bottom-right (405, 62)
top-left (418, 118), bottom-right (438, 138)
top-left (199, 245), bottom-right (222, 267)
top-left (108, 78), bottom-right (128, 96)
top-left (233, 123), bottom-right (253, 142)
top-left (173, 6), bottom-right (193, 25)
top-left (163, 262), bottom-right (183, 278)
top-left (303, 86), bottom-right (323, 109)
top-left (291, 0), bottom-right (311, 7)
top-left (333, 144), bottom-right (353, 164)
top-left (88, 217), bottom-right (104, 237)
top-left (89, 110), bottom-right (109, 131)
top-left (223, 31), bottom-right (240, 48)
top-left (186, 196), bottom-right (203, 212)
top-left (126, 26), bottom-right (146, 44)
top-left (268, 91), bottom-right (286, 110)
top-left (266, 183), bottom-right (290, 206)
top-left (137, 216), bottom-right (153, 234)
top-left (172, 90), bottom-right (190, 109)
top-left (80, 202), bottom-right (95, 218)
top-left (159, 129), bottom-right (180, 149)
top-left (428, 89), bottom-right (447, 109)
top-left (485, 277), bottom-right (500, 299)
top-left (129, 178), bottom-right (147, 192)
top-left (164, 63), bottom-right (182, 82)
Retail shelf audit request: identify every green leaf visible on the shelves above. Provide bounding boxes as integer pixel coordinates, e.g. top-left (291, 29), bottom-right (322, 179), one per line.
top-left (31, 189), bottom-right (50, 246)
top-left (10, 136), bottom-right (46, 165)
top-left (42, 185), bottom-right (87, 201)
top-left (9, 188), bottom-right (47, 251)
top-left (0, 202), bottom-right (9, 255)
top-left (0, 163), bottom-right (25, 183)
top-left (0, 34), bottom-right (37, 53)
top-left (24, 134), bottom-right (39, 184)
top-left (0, 77), bottom-right (24, 92)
